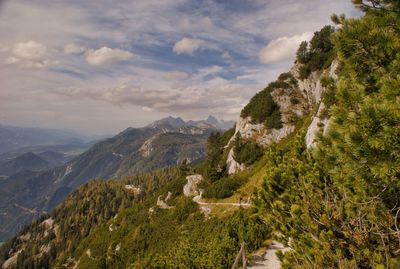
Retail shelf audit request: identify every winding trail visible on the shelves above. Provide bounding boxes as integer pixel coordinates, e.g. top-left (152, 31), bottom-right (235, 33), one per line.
top-left (195, 201), bottom-right (251, 207)
top-left (248, 241), bottom-right (290, 269)
top-left (14, 203), bottom-right (47, 214)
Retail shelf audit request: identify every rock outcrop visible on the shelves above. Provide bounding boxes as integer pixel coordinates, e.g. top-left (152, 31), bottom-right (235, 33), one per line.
top-left (305, 102), bottom-right (330, 148)
top-left (226, 148), bottom-right (245, 174)
top-left (139, 134), bottom-right (159, 157)
top-left (226, 60), bottom-right (339, 173)
top-left (124, 184), bottom-right (141, 195)
top-left (157, 192), bottom-right (173, 209)
top-left (304, 59), bottom-right (338, 148)
top-left (183, 174), bottom-right (204, 197)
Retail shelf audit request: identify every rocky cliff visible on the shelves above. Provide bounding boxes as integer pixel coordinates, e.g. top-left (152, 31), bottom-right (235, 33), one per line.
top-left (227, 60), bottom-right (339, 173)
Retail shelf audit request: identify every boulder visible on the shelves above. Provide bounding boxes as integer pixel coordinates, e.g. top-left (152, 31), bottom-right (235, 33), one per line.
top-left (183, 174), bottom-right (204, 197)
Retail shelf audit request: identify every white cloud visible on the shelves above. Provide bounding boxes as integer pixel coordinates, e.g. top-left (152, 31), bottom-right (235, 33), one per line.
top-left (85, 47), bottom-right (134, 65)
top-left (0, 0), bottom-right (360, 132)
top-left (64, 43), bottom-right (86, 54)
top-left (259, 32), bottom-right (313, 63)
top-left (173, 38), bottom-right (204, 55)
top-left (58, 78), bottom-right (257, 119)
top-left (196, 65), bottom-right (223, 78)
top-left (12, 41), bottom-right (47, 60)
top-left (221, 51), bottom-right (232, 60)
top-left (189, 66), bottom-right (224, 82)
top-left (4, 40), bottom-right (57, 69)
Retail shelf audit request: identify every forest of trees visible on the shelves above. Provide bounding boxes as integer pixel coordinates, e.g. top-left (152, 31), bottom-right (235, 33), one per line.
top-left (296, 25), bottom-right (335, 79)
top-left (256, 4), bottom-right (400, 268)
top-left (0, 166), bottom-right (268, 269)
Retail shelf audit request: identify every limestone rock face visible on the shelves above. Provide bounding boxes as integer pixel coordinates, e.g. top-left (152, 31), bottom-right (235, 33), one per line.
top-left (305, 102), bottom-right (330, 149)
top-left (226, 148), bottom-right (246, 174)
top-left (292, 65), bottom-right (324, 106)
top-left (228, 117), bottom-right (297, 149)
top-left (139, 134), bottom-right (159, 157)
top-left (183, 174), bottom-right (204, 197)
top-left (304, 60), bottom-right (339, 148)
top-left (226, 59), bottom-right (339, 173)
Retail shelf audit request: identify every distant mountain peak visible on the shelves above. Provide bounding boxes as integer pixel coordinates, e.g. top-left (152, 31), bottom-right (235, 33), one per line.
top-left (149, 116), bottom-right (186, 129)
top-left (0, 151), bottom-right (50, 178)
top-left (147, 115), bottom-right (235, 131)
top-left (205, 115), bottom-right (219, 125)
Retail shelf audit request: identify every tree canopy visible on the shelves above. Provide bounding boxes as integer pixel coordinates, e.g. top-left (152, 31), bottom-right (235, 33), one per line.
top-left (256, 7), bottom-right (400, 268)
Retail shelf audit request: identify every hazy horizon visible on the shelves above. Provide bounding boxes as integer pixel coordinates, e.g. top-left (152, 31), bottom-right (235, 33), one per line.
top-left (0, 0), bottom-right (360, 134)
top-left (0, 115), bottom-right (235, 136)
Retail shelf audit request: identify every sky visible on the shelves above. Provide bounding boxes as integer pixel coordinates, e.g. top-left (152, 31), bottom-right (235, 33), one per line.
top-left (0, 0), bottom-right (360, 135)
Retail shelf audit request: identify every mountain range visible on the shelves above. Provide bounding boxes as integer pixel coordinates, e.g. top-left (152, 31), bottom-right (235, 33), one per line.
top-left (0, 116), bottom-right (233, 241)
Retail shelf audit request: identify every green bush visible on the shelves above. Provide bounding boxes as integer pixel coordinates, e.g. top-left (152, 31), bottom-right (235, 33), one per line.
top-left (298, 65), bottom-right (312, 80)
top-left (268, 80), bottom-right (290, 89)
top-left (290, 96), bottom-right (300, 105)
top-left (240, 71), bottom-right (300, 129)
top-left (202, 176), bottom-right (246, 199)
top-left (150, 210), bottom-right (270, 268)
top-left (278, 72), bottom-right (293, 81)
top-left (278, 72), bottom-right (298, 87)
top-left (296, 25), bottom-right (335, 80)
top-left (296, 41), bottom-right (310, 63)
top-left (198, 127), bottom-right (235, 183)
top-left (233, 134), bottom-right (264, 165)
top-left (201, 129), bottom-right (234, 182)
top-left (264, 110), bottom-right (282, 129)
top-left (240, 87), bottom-right (282, 129)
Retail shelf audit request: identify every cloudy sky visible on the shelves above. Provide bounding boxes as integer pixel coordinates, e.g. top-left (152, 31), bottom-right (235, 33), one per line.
top-left (0, 0), bottom-right (360, 135)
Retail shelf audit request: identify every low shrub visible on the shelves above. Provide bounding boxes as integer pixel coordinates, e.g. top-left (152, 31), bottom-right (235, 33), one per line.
top-left (202, 176), bottom-right (247, 199)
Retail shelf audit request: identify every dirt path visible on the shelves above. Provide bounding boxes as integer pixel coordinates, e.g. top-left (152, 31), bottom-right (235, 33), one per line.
top-left (195, 201), bottom-right (251, 207)
top-left (248, 241), bottom-right (290, 269)
top-left (14, 203), bottom-right (46, 214)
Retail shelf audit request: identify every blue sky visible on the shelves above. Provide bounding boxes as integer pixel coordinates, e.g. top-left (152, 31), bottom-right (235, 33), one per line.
top-left (0, 0), bottom-right (360, 134)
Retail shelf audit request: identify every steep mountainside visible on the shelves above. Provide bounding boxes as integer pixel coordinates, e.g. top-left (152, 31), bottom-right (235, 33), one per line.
top-left (0, 167), bottom-right (267, 269)
top-left (0, 152), bottom-right (51, 177)
top-left (35, 151), bottom-right (72, 168)
top-left (224, 26), bottom-right (337, 175)
top-left (0, 117), bottom-right (227, 241)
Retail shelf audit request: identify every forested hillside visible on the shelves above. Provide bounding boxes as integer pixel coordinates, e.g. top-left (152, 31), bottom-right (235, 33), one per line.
top-left (0, 117), bottom-right (222, 242)
top-left (255, 1), bottom-right (400, 267)
top-left (0, 166), bottom-right (267, 269)
top-left (1, 1), bottom-right (399, 268)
